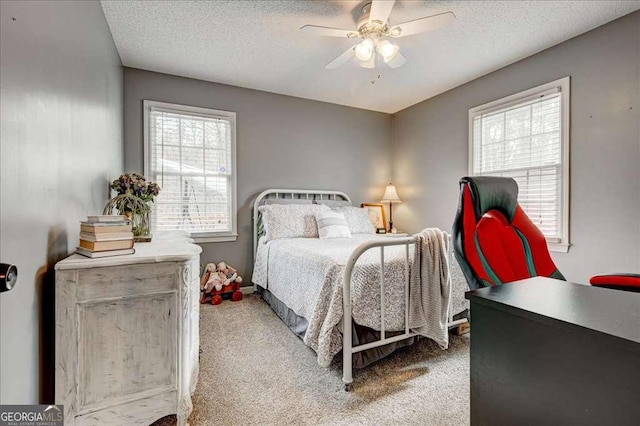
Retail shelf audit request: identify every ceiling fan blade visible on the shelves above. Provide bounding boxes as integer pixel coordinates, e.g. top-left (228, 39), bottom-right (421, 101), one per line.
top-left (325, 47), bottom-right (355, 69)
top-left (385, 50), bottom-right (406, 69)
top-left (300, 25), bottom-right (358, 38)
top-left (389, 11), bottom-right (455, 38)
top-left (369, 0), bottom-right (396, 25)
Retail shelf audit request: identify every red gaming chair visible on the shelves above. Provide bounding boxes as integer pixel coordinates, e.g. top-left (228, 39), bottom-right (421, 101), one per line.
top-left (453, 176), bottom-right (640, 292)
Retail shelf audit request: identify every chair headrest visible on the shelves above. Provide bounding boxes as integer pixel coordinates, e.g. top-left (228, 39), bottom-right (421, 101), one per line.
top-left (460, 176), bottom-right (519, 222)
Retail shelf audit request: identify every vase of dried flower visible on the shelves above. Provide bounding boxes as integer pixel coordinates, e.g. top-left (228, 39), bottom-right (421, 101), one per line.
top-left (125, 205), bottom-right (151, 239)
top-left (103, 173), bottom-right (161, 241)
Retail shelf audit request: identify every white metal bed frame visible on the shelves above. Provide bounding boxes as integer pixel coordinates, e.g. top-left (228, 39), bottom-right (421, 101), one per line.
top-left (252, 188), bottom-right (467, 391)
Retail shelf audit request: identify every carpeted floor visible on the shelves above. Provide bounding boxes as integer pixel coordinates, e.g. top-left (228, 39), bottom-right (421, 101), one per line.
top-left (177, 294), bottom-right (471, 426)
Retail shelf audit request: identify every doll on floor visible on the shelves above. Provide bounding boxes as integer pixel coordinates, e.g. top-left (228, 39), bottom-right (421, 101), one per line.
top-left (200, 262), bottom-right (243, 305)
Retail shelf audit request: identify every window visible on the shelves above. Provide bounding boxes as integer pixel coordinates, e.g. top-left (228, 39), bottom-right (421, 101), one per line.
top-left (144, 100), bottom-right (237, 243)
top-left (469, 77), bottom-right (570, 252)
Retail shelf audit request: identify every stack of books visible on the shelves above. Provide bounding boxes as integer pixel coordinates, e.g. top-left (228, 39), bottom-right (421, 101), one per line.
top-left (76, 215), bottom-right (135, 258)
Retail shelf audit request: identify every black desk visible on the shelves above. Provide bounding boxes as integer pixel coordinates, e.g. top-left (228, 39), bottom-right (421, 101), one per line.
top-left (465, 277), bottom-right (640, 425)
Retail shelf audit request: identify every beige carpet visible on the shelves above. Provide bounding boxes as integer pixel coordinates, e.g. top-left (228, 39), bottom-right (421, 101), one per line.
top-left (177, 294), bottom-right (470, 426)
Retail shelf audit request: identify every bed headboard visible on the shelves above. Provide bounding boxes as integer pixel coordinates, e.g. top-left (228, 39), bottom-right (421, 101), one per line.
top-left (252, 189), bottom-right (352, 257)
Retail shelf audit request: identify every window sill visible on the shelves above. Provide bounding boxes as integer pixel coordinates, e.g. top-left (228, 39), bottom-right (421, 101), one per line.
top-left (548, 242), bottom-right (570, 253)
top-left (192, 234), bottom-right (238, 244)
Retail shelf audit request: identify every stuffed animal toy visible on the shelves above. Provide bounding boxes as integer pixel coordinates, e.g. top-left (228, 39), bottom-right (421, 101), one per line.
top-left (200, 262), bottom-right (243, 305)
top-left (217, 262), bottom-right (243, 286)
top-left (202, 263), bottom-right (224, 292)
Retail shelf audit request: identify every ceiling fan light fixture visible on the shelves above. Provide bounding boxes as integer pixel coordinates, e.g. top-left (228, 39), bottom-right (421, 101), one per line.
top-left (301, 0), bottom-right (455, 73)
top-left (355, 38), bottom-right (375, 62)
top-left (378, 40), bottom-right (399, 62)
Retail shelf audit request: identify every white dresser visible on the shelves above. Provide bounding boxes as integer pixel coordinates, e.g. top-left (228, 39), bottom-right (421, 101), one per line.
top-left (55, 238), bottom-right (202, 425)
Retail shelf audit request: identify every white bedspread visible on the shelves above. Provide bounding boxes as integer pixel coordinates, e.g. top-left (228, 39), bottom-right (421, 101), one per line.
top-left (252, 234), bottom-right (469, 367)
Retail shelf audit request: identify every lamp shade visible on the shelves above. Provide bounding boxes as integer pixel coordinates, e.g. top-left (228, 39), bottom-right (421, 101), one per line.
top-left (381, 184), bottom-right (401, 204)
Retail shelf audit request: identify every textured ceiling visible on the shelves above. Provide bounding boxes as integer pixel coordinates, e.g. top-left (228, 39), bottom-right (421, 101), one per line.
top-left (101, 1), bottom-right (640, 113)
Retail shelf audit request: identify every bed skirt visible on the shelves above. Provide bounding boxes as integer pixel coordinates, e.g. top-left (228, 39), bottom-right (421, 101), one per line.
top-left (258, 287), bottom-right (466, 369)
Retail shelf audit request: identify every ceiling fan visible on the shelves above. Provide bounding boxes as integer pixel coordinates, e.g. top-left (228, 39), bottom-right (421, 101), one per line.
top-left (301, 0), bottom-right (455, 71)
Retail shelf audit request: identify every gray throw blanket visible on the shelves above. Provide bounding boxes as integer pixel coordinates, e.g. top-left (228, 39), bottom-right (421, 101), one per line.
top-left (409, 228), bottom-right (451, 349)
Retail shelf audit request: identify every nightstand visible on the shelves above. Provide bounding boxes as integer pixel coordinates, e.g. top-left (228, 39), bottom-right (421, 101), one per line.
top-left (379, 232), bottom-right (409, 237)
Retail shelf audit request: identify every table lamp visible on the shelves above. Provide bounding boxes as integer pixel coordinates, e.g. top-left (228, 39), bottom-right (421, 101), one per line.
top-left (381, 183), bottom-right (401, 232)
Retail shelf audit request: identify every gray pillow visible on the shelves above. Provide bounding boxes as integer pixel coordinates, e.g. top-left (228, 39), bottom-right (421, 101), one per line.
top-left (313, 199), bottom-right (352, 208)
top-left (262, 198), bottom-right (313, 205)
top-left (258, 203), bottom-right (330, 241)
top-left (333, 206), bottom-right (376, 234)
top-left (257, 199), bottom-right (313, 240)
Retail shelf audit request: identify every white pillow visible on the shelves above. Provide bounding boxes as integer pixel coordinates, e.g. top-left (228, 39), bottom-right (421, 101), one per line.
top-left (316, 211), bottom-right (351, 239)
top-left (258, 204), bottom-right (329, 241)
top-left (334, 206), bottom-right (376, 234)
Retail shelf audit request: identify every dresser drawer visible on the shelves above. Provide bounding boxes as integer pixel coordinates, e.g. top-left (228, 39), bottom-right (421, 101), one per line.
top-left (76, 262), bottom-right (179, 302)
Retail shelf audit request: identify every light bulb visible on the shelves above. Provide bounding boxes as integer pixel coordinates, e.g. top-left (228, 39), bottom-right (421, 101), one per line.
top-left (355, 38), bottom-right (375, 62)
top-left (378, 40), bottom-right (398, 62)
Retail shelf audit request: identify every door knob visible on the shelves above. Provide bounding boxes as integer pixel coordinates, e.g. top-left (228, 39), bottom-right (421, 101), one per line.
top-left (0, 263), bottom-right (18, 292)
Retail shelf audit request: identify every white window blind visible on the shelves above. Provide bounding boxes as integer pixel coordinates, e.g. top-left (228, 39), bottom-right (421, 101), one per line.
top-left (144, 101), bottom-right (237, 242)
top-left (469, 78), bottom-right (570, 249)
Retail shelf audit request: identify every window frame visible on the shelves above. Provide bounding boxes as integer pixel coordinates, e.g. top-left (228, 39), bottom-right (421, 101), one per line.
top-left (143, 100), bottom-right (238, 243)
top-left (468, 77), bottom-right (571, 253)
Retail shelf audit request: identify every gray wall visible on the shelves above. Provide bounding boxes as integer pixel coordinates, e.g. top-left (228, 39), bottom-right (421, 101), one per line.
top-left (1, 0), bottom-right (634, 408)
top-left (0, 1), bottom-right (123, 403)
top-left (123, 68), bottom-right (392, 279)
top-left (392, 11), bottom-right (640, 284)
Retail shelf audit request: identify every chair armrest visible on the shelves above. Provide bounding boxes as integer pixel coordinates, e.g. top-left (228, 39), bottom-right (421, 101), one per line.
top-left (590, 273), bottom-right (640, 291)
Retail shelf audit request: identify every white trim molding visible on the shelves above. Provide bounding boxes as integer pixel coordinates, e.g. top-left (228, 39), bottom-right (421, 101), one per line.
top-left (468, 77), bottom-right (571, 252)
top-left (143, 100), bottom-right (238, 243)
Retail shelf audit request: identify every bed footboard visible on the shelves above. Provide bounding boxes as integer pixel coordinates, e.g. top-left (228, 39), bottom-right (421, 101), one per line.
top-left (342, 235), bottom-right (467, 391)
